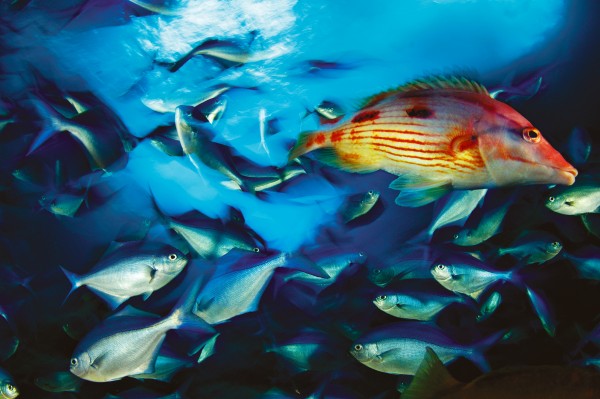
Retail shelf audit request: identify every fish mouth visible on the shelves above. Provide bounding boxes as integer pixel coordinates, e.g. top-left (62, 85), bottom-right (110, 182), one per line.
top-left (553, 166), bottom-right (578, 186)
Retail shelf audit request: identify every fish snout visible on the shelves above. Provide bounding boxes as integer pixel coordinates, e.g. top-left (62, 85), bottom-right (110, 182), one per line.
top-left (554, 166), bottom-right (578, 186)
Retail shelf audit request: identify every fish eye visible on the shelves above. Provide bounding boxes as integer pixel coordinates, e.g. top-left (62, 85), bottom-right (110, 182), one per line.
top-left (453, 233), bottom-right (459, 240)
top-left (373, 268), bottom-right (381, 275)
top-left (551, 241), bottom-right (561, 248)
top-left (6, 384), bottom-right (15, 393)
top-left (367, 190), bottom-right (374, 195)
top-left (548, 196), bottom-right (555, 202)
top-left (252, 247), bottom-right (260, 253)
top-left (522, 128), bottom-right (541, 143)
top-left (435, 264), bottom-right (446, 270)
top-left (354, 344), bottom-right (363, 351)
top-left (377, 295), bottom-right (387, 301)
top-left (168, 253), bottom-right (178, 261)
top-left (70, 358), bottom-right (78, 366)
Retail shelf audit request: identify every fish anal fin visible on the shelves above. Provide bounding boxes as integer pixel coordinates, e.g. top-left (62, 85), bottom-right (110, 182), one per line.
top-left (402, 347), bottom-right (461, 399)
top-left (390, 177), bottom-right (451, 207)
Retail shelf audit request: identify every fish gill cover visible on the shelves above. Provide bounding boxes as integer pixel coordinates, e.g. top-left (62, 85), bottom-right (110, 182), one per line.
top-left (0, 0), bottom-right (599, 398)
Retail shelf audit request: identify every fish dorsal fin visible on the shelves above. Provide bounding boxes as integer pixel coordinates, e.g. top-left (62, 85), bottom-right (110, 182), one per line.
top-left (401, 347), bottom-right (461, 399)
top-left (360, 75), bottom-right (490, 109)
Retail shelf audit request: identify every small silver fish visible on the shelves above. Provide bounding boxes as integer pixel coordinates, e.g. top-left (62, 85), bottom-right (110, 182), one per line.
top-left (497, 231), bottom-right (562, 264)
top-left (69, 281), bottom-right (212, 382)
top-left (61, 243), bottom-right (188, 308)
top-left (426, 189), bottom-right (487, 238)
top-left (339, 190), bottom-right (380, 223)
top-left (452, 197), bottom-right (512, 246)
top-left (546, 176), bottom-right (600, 215)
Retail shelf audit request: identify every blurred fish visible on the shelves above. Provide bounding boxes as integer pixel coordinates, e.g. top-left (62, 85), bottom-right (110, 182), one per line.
top-left (581, 213), bottom-right (600, 239)
top-left (339, 190), bottom-right (380, 224)
top-left (402, 347), bottom-right (600, 399)
top-left (0, 368), bottom-right (18, 399)
top-left (35, 370), bottom-right (82, 393)
top-left (26, 97), bottom-right (130, 171)
top-left (563, 246), bottom-right (600, 280)
top-left (147, 125), bottom-right (184, 157)
top-left (175, 105), bottom-right (245, 190)
top-left (69, 280), bottom-right (213, 382)
top-left (350, 322), bottom-right (495, 375)
top-left (452, 196), bottom-right (512, 246)
top-left (368, 245), bottom-right (437, 286)
top-left (488, 73), bottom-right (544, 102)
top-left (266, 329), bottom-right (346, 372)
top-left (61, 242), bottom-right (188, 308)
top-left (564, 127), bottom-right (592, 167)
top-left (284, 247), bottom-right (366, 292)
top-left (305, 100), bottom-right (346, 125)
top-left (241, 163), bottom-right (307, 192)
top-left (431, 252), bottom-right (515, 299)
top-left (496, 230), bottom-right (562, 264)
top-left (526, 286), bottom-right (556, 336)
top-left (289, 75), bottom-right (577, 207)
top-left (192, 96), bottom-right (227, 125)
top-left (194, 251), bottom-right (327, 324)
top-left (155, 206), bottom-right (263, 259)
top-left (373, 280), bottom-right (475, 321)
top-left (425, 189), bottom-right (487, 238)
top-left (546, 176), bottom-right (600, 215)
top-left (476, 290), bottom-right (502, 321)
top-left (38, 187), bottom-right (88, 217)
top-left (128, 0), bottom-right (183, 16)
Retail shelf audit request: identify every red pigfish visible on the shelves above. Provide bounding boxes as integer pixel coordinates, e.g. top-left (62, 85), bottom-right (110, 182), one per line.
top-left (289, 75), bottom-right (577, 207)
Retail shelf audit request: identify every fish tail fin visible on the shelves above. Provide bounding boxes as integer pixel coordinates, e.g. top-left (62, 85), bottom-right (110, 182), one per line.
top-left (59, 266), bottom-right (81, 304)
top-left (401, 347), bottom-right (460, 399)
top-left (469, 330), bottom-right (506, 372)
top-left (526, 285), bottom-right (556, 337)
top-left (169, 273), bottom-right (215, 334)
top-left (26, 98), bottom-right (64, 155)
top-left (271, 253), bottom-right (328, 298)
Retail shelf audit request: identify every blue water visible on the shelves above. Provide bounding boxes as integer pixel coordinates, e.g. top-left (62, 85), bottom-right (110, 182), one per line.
top-left (0, 0), bottom-right (599, 398)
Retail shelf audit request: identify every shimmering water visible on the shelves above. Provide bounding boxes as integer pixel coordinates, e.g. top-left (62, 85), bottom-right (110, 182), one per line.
top-left (0, 1), bottom-right (599, 398)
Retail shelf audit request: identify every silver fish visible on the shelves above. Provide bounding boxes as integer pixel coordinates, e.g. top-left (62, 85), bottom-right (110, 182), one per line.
top-left (339, 190), bottom-right (380, 223)
top-left (69, 281), bottom-right (212, 382)
top-left (61, 243), bottom-right (188, 308)
top-left (452, 197), bottom-right (512, 246)
top-left (426, 189), bottom-right (487, 238)
top-left (546, 176), bottom-right (600, 215)
top-left (431, 252), bottom-right (514, 299)
top-left (497, 231), bottom-right (562, 264)
top-left (350, 322), bottom-right (493, 375)
top-left (194, 252), bottom-right (326, 324)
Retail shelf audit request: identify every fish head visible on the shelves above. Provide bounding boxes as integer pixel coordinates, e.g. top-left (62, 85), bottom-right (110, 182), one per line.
top-left (476, 102), bottom-right (577, 186)
top-left (545, 189), bottom-right (590, 215)
top-left (69, 352), bottom-right (92, 379)
top-left (545, 240), bottom-right (563, 255)
top-left (452, 229), bottom-right (474, 246)
top-left (430, 263), bottom-right (453, 282)
top-left (156, 249), bottom-right (189, 275)
top-left (373, 294), bottom-right (397, 311)
top-left (349, 341), bottom-right (379, 364)
top-left (368, 266), bottom-right (394, 287)
top-left (0, 379), bottom-right (18, 399)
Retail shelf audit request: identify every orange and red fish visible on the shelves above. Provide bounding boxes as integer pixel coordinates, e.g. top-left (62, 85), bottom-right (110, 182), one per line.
top-left (288, 75), bottom-right (578, 207)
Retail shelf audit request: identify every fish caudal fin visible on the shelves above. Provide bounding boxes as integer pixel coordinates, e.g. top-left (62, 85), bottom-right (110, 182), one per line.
top-left (59, 266), bottom-right (82, 304)
top-left (401, 347), bottom-right (460, 399)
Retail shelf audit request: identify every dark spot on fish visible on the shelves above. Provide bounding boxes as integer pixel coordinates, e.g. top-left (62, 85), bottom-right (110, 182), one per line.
top-left (352, 110), bottom-right (380, 124)
top-left (406, 106), bottom-right (433, 118)
top-left (331, 130), bottom-right (344, 143)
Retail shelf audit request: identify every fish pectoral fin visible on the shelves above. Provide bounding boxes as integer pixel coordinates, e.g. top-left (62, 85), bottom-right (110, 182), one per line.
top-left (87, 287), bottom-right (129, 310)
top-left (390, 177), bottom-right (452, 207)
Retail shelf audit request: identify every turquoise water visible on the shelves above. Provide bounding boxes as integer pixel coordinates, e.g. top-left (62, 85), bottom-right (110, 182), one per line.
top-left (0, 0), bottom-right (599, 398)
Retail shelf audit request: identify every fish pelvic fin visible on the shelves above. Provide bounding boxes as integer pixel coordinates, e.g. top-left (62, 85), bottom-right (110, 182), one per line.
top-left (390, 177), bottom-right (452, 208)
top-left (59, 266), bottom-right (82, 304)
top-left (402, 347), bottom-right (460, 399)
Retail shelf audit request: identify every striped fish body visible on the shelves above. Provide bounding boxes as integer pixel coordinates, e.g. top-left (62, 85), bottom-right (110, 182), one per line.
top-left (289, 76), bottom-right (577, 207)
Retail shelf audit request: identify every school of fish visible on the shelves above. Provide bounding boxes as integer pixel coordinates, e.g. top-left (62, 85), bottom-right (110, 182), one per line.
top-left (0, 1), bottom-right (599, 398)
